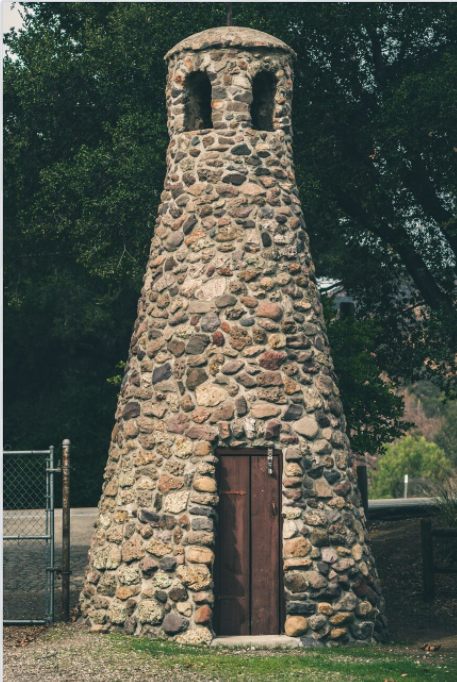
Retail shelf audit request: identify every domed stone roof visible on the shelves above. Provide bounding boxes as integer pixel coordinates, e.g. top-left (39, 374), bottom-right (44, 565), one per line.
top-left (165, 26), bottom-right (296, 60)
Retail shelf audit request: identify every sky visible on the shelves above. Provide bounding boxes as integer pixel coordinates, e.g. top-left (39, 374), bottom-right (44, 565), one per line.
top-left (2, 1), bottom-right (25, 34)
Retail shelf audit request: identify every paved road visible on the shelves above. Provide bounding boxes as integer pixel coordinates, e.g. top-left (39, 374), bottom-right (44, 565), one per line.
top-left (3, 508), bottom-right (98, 622)
top-left (4, 499), bottom-right (437, 622)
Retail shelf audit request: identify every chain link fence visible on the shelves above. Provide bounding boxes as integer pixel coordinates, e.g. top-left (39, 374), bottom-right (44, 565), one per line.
top-left (3, 447), bottom-right (57, 624)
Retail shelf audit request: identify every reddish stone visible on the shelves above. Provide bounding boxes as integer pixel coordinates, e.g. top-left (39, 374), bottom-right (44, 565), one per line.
top-left (186, 424), bottom-right (218, 441)
top-left (158, 474), bottom-right (184, 493)
top-left (166, 413), bottom-right (190, 434)
top-left (194, 605), bottom-right (212, 624)
top-left (257, 301), bottom-right (283, 321)
top-left (212, 331), bottom-right (225, 346)
top-left (192, 407), bottom-right (211, 423)
top-left (257, 371), bottom-right (283, 386)
top-left (240, 295), bottom-right (258, 309)
top-left (259, 351), bottom-right (287, 370)
top-left (218, 421), bottom-right (231, 439)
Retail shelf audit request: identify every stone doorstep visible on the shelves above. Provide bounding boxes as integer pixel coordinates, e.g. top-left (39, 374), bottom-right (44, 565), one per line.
top-left (211, 635), bottom-right (302, 650)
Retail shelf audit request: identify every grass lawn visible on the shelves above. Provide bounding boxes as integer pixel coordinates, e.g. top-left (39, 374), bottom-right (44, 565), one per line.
top-left (112, 633), bottom-right (457, 681)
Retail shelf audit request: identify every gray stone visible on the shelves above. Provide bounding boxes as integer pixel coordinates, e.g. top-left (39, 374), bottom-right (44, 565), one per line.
top-left (186, 367), bottom-right (208, 390)
top-left (162, 612), bottom-right (189, 635)
top-left (186, 335), bottom-right (210, 355)
top-left (231, 143), bottom-right (251, 155)
top-left (283, 404), bottom-right (304, 421)
top-left (215, 294), bottom-right (237, 308)
top-left (123, 402), bottom-right (140, 420)
top-left (152, 363), bottom-right (172, 384)
top-left (200, 313), bottom-right (220, 332)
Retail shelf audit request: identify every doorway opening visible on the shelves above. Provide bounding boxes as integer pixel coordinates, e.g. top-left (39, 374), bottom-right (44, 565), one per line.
top-left (214, 447), bottom-right (283, 636)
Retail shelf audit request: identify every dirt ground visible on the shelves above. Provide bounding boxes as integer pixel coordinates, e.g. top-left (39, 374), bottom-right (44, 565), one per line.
top-left (3, 517), bottom-right (457, 680)
top-left (369, 518), bottom-right (457, 649)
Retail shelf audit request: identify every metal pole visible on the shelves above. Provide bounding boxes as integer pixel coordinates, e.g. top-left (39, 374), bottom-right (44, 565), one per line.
top-left (226, 2), bottom-right (232, 26)
top-left (404, 474), bottom-right (409, 499)
top-left (49, 446), bottom-right (55, 623)
top-left (61, 439), bottom-right (71, 622)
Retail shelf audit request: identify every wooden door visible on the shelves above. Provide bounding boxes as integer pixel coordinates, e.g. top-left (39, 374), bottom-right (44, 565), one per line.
top-left (214, 448), bottom-right (282, 636)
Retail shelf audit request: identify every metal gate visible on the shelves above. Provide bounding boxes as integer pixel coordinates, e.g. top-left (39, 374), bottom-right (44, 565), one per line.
top-left (3, 441), bottom-right (71, 625)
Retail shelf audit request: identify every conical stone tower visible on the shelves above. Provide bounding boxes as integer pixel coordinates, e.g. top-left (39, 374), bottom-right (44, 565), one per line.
top-left (80, 26), bottom-right (385, 645)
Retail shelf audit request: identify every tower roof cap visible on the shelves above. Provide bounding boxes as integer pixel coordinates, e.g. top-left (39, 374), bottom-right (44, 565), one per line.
top-left (165, 26), bottom-right (296, 61)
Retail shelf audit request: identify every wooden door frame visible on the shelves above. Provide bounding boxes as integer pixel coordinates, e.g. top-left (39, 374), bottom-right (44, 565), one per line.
top-left (214, 447), bottom-right (284, 635)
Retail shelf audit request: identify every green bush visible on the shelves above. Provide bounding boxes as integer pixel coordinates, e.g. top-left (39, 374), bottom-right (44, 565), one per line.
top-left (370, 435), bottom-right (452, 499)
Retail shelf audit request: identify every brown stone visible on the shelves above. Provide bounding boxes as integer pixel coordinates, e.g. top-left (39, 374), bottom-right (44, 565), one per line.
top-left (330, 612), bottom-right (353, 625)
top-left (314, 478), bottom-right (333, 498)
top-left (158, 474), bottom-right (184, 493)
top-left (168, 338), bottom-right (186, 356)
top-left (186, 424), bottom-right (218, 441)
top-left (140, 555), bottom-right (159, 576)
top-left (294, 416), bottom-right (319, 438)
top-left (257, 302), bottom-right (283, 321)
top-left (193, 477), bottom-right (217, 493)
top-left (121, 535), bottom-right (144, 563)
top-left (251, 403), bottom-right (281, 418)
top-left (116, 585), bottom-right (139, 601)
top-left (221, 359), bottom-right (244, 374)
top-left (194, 605), bottom-right (212, 624)
top-left (283, 536), bottom-right (312, 558)
top-left (191, 406), bottom-right (211, 423)
top-left (195, 383), bottom-right (227, 406)
top-left (177, 565), bottom-right (212, 591)
top-left (284, 615), bottom-right (308, 637)
top-left (186, 367), bottom-right (208, 390)
top-left (186, 546), bottom-right (214, 564)
top-left (210, 401), bottom-right (235, 421)
top-left (265, 419), bottom-right (281, 439)
top-left (259, 350), bottom-right (287, 370)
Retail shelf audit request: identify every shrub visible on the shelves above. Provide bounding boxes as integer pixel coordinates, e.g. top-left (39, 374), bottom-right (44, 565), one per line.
top-left (370, 435), bottom-right (452, 499)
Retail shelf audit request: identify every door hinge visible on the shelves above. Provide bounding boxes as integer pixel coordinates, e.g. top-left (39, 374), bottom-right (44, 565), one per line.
top-left (267, 447), bottom-right (274, 476)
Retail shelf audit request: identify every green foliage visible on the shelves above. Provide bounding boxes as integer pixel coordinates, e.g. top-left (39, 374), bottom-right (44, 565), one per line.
top-left (434, 480), bottom-right (457, 528)
top-left (370, 435), bottom-right (452, 499)
top-left (435, 401), bottom-right (457, 466)
top-left (4, 3), bottom-right (456, 504)
top-left (324, 303), bottom-right (406, 456)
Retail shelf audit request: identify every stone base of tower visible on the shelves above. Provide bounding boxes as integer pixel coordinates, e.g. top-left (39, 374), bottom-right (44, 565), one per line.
top-left (80, 433), bottom-right (387, 644)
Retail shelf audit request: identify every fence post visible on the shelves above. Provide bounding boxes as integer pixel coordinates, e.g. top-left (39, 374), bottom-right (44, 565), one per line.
top-left (61, 439), bottom-right (71, 621)
top-left (356, 464), bottom-right (369, 516)
top-left (421, 518), bottom-right (435, 601)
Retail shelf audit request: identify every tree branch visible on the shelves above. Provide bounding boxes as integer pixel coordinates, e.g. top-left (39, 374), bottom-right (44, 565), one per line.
top-left (400, 154), bottom-right (457, 257)
top-left (333, 188), bottom-right (455, 313)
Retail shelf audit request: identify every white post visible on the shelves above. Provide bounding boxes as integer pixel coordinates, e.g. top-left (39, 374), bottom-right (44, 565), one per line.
top-left (404, 474), bottom-right (409, 499)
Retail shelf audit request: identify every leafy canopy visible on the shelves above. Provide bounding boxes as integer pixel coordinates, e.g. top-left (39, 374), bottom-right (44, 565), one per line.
top-left (4, 3), bottom-right (456, 504)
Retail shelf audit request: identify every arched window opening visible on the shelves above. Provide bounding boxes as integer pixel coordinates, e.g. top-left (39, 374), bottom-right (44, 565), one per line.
top-left (250, 71), bottom-right (276, 131)
top-left (184, 71), bottom-right (213, 131)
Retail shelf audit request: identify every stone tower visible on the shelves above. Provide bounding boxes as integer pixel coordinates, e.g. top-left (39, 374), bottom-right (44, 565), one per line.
top-left (80, 26), bottom-right (385, 645)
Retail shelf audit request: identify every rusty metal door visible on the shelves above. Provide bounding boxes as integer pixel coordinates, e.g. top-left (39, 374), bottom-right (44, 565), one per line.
top-left (214, 448), bottom-right (282, 636)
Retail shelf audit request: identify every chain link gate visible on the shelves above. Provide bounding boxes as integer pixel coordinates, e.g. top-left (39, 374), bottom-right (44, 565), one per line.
top-left (3, 441), bottom-right (71, 625)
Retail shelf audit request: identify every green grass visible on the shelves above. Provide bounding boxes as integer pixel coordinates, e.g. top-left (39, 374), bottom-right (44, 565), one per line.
top-left (110, 634), bottom-right (457, 681)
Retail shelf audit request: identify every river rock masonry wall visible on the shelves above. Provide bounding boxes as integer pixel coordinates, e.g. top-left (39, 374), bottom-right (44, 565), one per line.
top-left (80, 26), bottom-right (386, 645)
